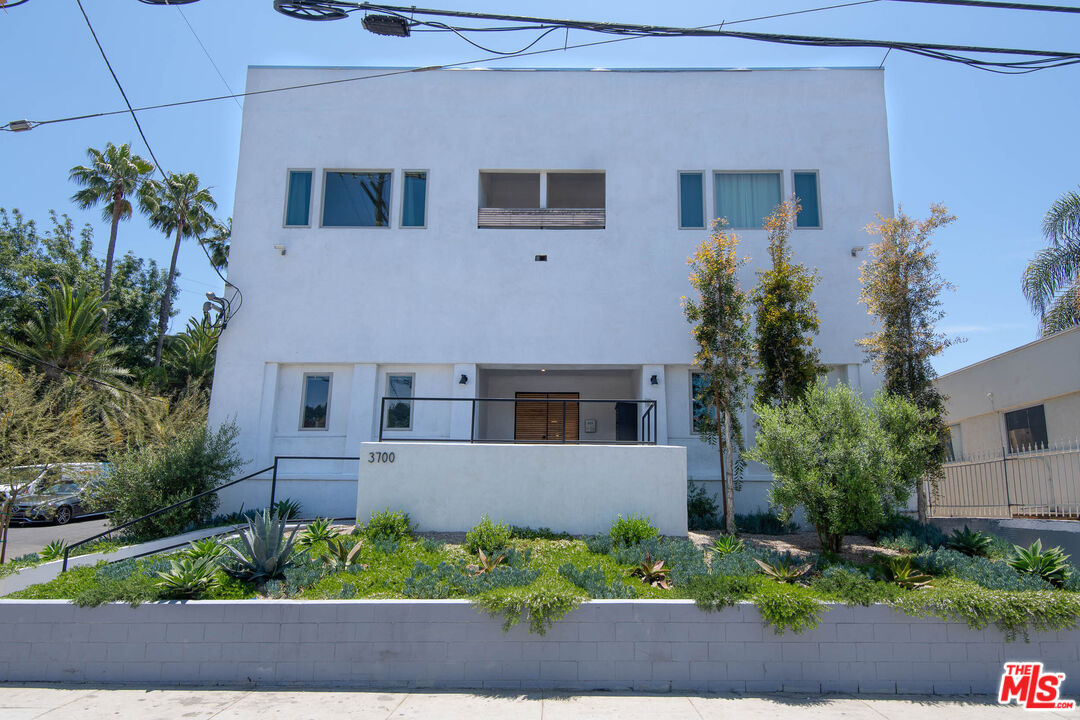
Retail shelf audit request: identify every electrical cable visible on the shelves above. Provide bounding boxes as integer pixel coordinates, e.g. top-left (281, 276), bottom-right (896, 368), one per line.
top-left (176, 5), bottom-right (243, 109)
top-left (890, 0), bottom-right (1080, 13)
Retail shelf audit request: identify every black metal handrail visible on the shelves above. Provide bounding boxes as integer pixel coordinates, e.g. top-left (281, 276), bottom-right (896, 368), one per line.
top-left (378, 396), bottom-right (658, 445)
top-left (60, 454), bottom-right (361, 572)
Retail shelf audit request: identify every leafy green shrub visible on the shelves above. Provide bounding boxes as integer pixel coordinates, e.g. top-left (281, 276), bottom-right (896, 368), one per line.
top-left (509, 525), bottom-right (572, 541)
top-left (946, 526), bottom-right (993, 557)
top-left (38, 540), bottom-right (67, 562)
top-left (752, 582), bottom-right (824, 634)
top-left (297, 517), bottom-right (339, 550)
top-left (224, 509), bottom-right (301, 582)
top-left (684, 574), bottom-right (756, 611)
top-left (466, 514), bottom-right (512, 554)
top-left (155, 556), bottom-right (222, 598)
top-left (811, 566), bottom-right (901, 606)
top-left (557, 563), bottom-right (637, 599)
top-left (748, 382), bottom-right (925, 551)
top-left (871, 514), bottom-right (946, 549)
top-left (584, 534), bottom-right (613, 554)
top-left (88, 421), bottom-right (243, 541)
top-left (610, 514), bottom-right (658, 548)
top-left (364, 508), bottom-right (413, 542)
top-left (282, 557), bottom-right (330, 595)
top-left (687, 479), bottom-right (722, 530)
top-left (735, 510), bottom-right (798, 535)
top-left (271, 497), bottom-right (303, 521)
top-left (914, 548), bottom-right (1052, 591)
top-left (1008, 540), bottom-right (1072, 587)
top-left (474, 585), bottom-right (583, 635)
top-left (402, 560), bottom-right (540, 598)
top-left (420, 537), bottom-right (445, 553)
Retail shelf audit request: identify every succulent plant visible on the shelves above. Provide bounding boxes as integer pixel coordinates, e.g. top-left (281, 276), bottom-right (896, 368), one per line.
top-left (224, 509), bottom-right (301, 582)
top-left (629, 549), bottom-right (672, 589)
top-left (271, 497), bottom-right (303, 521)
top-left (946, 526), bottom-right (993, 557)
top-left (156, 555), bottom-right (222, 598)
top-left (880, 556), bottom-right (933, 589)
top-left (710, 534), bottom-right (745, 557)
top-left (297, 517), bottom-right (340, 549)
top-left (468, 548), bottom-right (507, 576)
top-left (754, 557), bottom-right (812, 584)
top-left (317, 536), bottom-right (365, 570)
top-left (38, 539), bottom-right (68, 562)
top-left (1008, 539), bottom-right (1071, 587)
top-left (184, 537), bottom-right (229, 563)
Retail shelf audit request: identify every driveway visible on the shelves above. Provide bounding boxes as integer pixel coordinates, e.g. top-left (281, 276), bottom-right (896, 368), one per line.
top-left (1, 518), bottom-right (111, 560)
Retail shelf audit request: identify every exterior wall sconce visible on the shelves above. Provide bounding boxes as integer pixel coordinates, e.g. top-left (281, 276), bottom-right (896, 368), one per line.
top-left (459, 374), bottom-right (468, 385)
top-left (650, 375), bottom-right (659, 385)
top-left (273, 244), bottom-right (286, 256)
top-left (850, 246), bottom-right (865, 257)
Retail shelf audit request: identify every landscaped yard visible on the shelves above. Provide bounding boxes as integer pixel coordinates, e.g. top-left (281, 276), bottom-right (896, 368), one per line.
top-left (6, 509), bottom-right (1080, 641)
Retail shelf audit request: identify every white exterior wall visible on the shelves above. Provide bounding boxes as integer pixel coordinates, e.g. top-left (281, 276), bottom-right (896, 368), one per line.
top-left (936, 327), bottom-right (1080, 457)
top-left (208, 67), bottom-right (892, 517)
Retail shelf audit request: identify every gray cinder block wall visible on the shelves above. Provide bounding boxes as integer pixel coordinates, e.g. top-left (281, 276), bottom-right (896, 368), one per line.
top-left (1, 599), bottom-right (1077, 694)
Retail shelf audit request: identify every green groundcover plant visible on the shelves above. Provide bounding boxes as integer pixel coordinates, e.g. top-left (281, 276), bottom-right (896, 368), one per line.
top-left (4, 513), bottom-right (1078, 642)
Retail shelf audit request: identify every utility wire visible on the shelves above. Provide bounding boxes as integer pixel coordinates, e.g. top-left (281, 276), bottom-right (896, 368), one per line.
top-left (176, 5), bottom-right (243, 109)
top-left (891, 0), bottom-right (1080, 12)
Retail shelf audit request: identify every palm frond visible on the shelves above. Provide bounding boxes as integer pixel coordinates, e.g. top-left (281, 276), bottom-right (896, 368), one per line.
top-left (1042, 189), bottom-right (1080, 245)
top-left (1022, 239), bottom-right (1080, 319)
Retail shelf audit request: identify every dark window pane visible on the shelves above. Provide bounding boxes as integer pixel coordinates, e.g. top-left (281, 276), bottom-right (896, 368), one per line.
top-left (479, 173), bottom-right (540, 208)
top-left (1005, 405), bottom-right (1048, 452)
top-left (323, 171), bottom-right (391, 227)
top-left (386, 375), bottom-right (413, 429)
top-left (794, 172), bottom-right (820, 228)
top-left (691, 372), bottom-right (717, 434)
top-left (547, 173), bottom-right (605, 209)
top-left (302, 375), bottom-right (330, 429)
top-left (285, 171), bottom-right (312, 226)
top-left (680, 173), bottom-right (704, 228)
top-left (402, 172), bottom-right (427, 227)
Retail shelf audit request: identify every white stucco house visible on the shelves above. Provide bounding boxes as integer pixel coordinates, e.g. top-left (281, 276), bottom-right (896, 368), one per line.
top-left (207, 66), bottom-right (891, 532)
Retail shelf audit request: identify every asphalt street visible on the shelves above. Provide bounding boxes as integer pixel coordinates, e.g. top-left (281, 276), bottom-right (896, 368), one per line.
top-left (1, 518), bottom-right (110, 560)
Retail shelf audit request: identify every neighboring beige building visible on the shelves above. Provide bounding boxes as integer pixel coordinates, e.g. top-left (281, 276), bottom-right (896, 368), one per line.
top-left (935, 326), bottom-right (1080, 459)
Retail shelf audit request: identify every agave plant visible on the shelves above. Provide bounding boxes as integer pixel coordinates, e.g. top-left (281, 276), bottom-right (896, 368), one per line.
top-left (272, 497), bottom-right (303, 521)
top-left (946, 526), bottom-right (993, 557)
top-left (1008, 539), bottom-right (1071, 587)
top-left (224, 509), bottom-right (301, 582)
top-left (317, 536), bottom-right (365, 570)
top-left (468, 548), bottom-right (507, 576)
top-left (710, 534), bottom-right (745, 557)
top-left (629, 549), bottom-right (672, 589)
top-left (38, 539), bottom-right (68, 562)
top-left (156, 555), bottom-right (222, 599)
top-left (880, 556), bottom-right (933, 589)
top-left (184, 538), bottom-right (229, 563)
top-left (754, 557), bottom-right (812, 584)
top-left (297, 517), bottom-right (340, 550)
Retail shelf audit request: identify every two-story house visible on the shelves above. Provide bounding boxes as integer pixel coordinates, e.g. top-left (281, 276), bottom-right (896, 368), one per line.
top-left (207, 66), bottom-right (891, 532)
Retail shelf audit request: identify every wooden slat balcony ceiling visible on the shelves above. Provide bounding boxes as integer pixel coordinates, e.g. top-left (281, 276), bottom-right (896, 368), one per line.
top-left (514, 392), bottom-right (580, 442)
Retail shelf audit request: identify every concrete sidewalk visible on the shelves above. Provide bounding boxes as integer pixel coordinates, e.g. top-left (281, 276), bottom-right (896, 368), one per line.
top-left (1, 685), bottom-right (1073, 719)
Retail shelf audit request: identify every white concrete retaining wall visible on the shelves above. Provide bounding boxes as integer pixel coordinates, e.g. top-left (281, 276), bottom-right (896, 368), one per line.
top-left (2, 599), bottom-right (1077, 694)
top-left (356, 442), bottom-right (688, 535)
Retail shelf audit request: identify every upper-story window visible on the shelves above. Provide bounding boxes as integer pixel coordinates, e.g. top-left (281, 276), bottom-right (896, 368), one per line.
top-left (300, 373), bottom-right (332, 430)
top-left (385, 374), bottom-right (414, 430)
top-left (679, 172), bottom-right (705, 229)
top-left (1005, 404), bottom-right (1048, 453)
top-left (322, 170), bottom-right (392, 227)
top-left (714, 171), bottom-right (781, 229)
top-left (478, 171), bottom-right (605, 229)
top-left (793, 171), bottom-right (821, 228)
top-left (401, 171), bottom-right (428, 228)
top-left (284, 170), bottom-right (313, 227)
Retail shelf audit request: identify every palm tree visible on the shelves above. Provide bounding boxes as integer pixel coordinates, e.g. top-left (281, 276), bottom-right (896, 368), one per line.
top-left (139, 172), bottom-right (217, 366)
top-left (164, 318), bottom-right (219, 389)
top-left (10, 279), bottom-right (128, 383)
top-left (1023, 188), bottom-right (1080, 336)
top-left (200, 217), bottom-right (230, 273)
top-left (69, 143), bottom-right (155, 315)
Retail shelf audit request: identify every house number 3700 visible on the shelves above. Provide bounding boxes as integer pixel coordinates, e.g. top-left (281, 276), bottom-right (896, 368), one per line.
top-left (368, 452), bottom-right (395, 464)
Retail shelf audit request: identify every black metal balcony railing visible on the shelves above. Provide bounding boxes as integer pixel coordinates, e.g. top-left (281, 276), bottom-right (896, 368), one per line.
top-left (378, 397), bottom-right (657, 445)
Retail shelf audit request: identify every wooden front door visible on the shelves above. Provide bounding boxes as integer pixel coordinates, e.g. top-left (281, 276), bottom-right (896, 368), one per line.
top-left (514, 392), bottom-right (579, 442)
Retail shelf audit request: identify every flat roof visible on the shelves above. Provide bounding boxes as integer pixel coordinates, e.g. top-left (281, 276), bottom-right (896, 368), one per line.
top-left (248, 65), bottom-right (880, 72)
top-left (936, 325), bottom-right (1080, 381)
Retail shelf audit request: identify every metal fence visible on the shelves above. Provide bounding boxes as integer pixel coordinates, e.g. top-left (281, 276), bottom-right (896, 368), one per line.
top-left (929, 439), bottom-right (1080, 519)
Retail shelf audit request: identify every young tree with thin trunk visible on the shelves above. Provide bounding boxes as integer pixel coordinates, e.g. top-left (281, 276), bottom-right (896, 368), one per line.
top-left (859, 204), bottom-right (957, 523)
top-left (69, 143), bottom-right (155, 324)
top-left (752, 198), bottom-right (823, 407)
top-left (139, 173), bottom-right (217, 367)
top-left (684, 220), bottom-right (753, 534)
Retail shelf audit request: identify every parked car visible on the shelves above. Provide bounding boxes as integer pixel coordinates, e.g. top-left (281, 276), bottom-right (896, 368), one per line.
top-left (5, 463), bottom-right (111, 525)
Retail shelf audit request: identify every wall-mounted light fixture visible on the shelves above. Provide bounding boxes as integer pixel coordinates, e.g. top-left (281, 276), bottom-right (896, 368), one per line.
top-left (850, 246), bottom-right (865, 257)
top-left (273, 244), bottom-right (286, 256)
top-left (459, 374), bottom-right (468, 385)
top-left (650, 375), bottom-right (659, 385)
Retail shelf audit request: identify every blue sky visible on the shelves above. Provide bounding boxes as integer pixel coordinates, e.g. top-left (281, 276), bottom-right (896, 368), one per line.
top-left (1, 0), bottom-right (1076, 374)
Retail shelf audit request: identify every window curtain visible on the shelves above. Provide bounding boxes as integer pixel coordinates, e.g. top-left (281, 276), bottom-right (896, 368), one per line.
top-left (714, 172), bottom-right (781, 228)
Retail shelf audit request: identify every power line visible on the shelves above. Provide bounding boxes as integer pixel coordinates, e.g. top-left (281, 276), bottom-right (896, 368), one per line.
top-left (890, 0), bottom-right (1080, 12)
top-left (73, 0), bottom-right (166, 178)
top-left (176, 5), bottom-right (244, 110)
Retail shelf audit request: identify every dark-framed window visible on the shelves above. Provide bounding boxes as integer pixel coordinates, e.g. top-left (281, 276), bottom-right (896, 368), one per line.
top-left (385, 374), bottom-right (414, 430)
top-left (1005, 405), bottom-right (1048, 453)
top-left (322, 171), bottom-right (392, 227)
top-left (691, 372), bottom-right (717, 435)
top-left (300, 373), bottom-right (332, 430)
